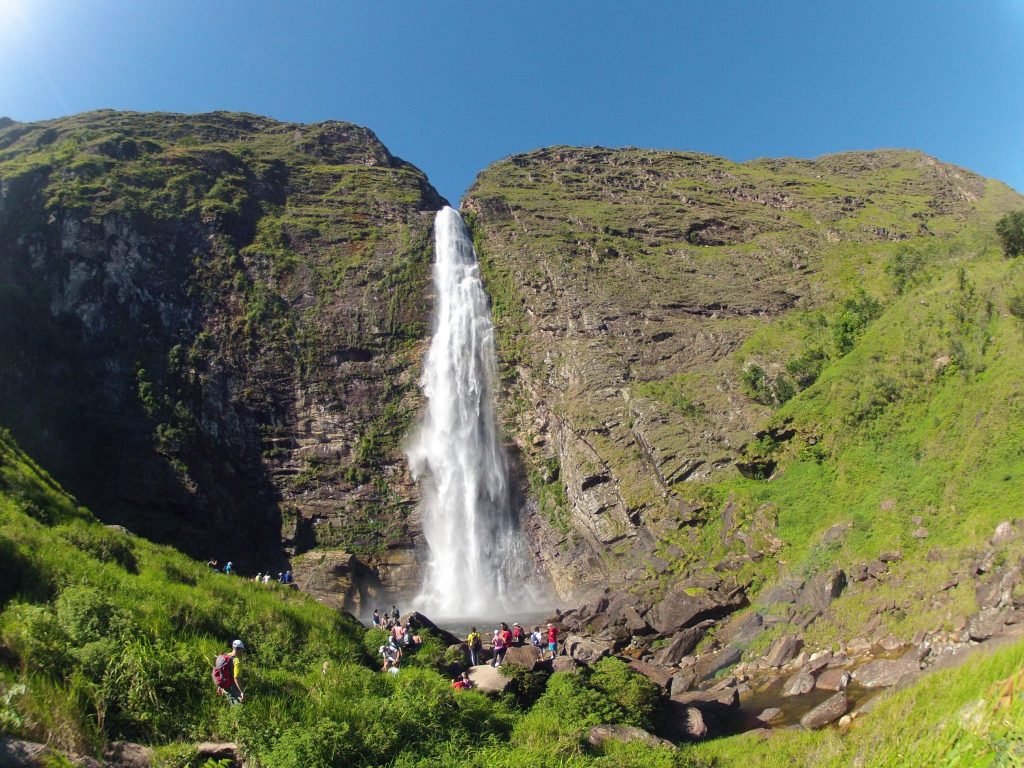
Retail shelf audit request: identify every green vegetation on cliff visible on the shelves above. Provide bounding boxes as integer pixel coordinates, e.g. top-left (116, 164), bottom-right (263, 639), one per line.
top-left (0, 110), bottom-right (442, 564)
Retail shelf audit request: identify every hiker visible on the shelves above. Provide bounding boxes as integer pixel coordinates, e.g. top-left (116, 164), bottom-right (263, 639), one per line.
top-left (466, 626), bottom-right (482, 666)
top-left (391, 605), bottom-right (400, 622)
top-left (530, 626), bottom-right (544, 648)
top-left (283, 570), bottom-right (292, 584)
top-left (372, 608), bottom-right (382, 627)
top-left (511, 622), bottom-right (526, 646)
top-left (452, 671), bottom-right (473, 690)
top-left (492, 629), bottom-right (507, 667)
top-left (391, 622), bottom-right (407, 646)
top-left (212, 639), bottom-right (246, 704)
top-left (546, 623), bottom-right (559, 659)
top-left (380, 639), bottom-right (401, 672)
top-left (499, 622), bottom-right (513, 648)
top-left (224, 561), bottom-right (233, 575)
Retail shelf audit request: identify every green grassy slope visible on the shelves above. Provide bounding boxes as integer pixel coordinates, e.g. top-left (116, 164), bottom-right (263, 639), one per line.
top-left (0, 425), bottom-right (707, 767)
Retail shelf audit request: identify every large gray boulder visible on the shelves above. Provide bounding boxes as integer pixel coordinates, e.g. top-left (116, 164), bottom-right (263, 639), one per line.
top-left (851, 651), bottom-right (921, 688)
top-left (799, 692), bottom-right (848, 729)
top-left (468, 664), bottom-right (515, 693)
top-left (652, 621), bottom-right (714, 666)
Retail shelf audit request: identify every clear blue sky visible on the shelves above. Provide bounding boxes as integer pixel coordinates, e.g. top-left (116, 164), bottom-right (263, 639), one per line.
top-left (2, 1), bottom-right (1022, 203)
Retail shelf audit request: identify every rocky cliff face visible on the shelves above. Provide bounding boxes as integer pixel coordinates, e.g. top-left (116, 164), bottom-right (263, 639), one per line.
top-left (462, 146), bottom-right (1005, 597)
top-left (4, 112), bottom-right (1023, 628)
top-left (0, 110), bottom-right (443, 579)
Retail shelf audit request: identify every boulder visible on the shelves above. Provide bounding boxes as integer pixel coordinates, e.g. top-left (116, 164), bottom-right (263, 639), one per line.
top-left (781, 668), bottom-right (816, 697)
top-left (718, 612), bottom-right (764, 646)
top-left (851, 652), bottom-right (921, 688)
top-left (756, 707), bottom-right (784, 724)
top-left (652, 621), bottom-right (714, 666)
top-left (669, 668), bottom-right (697, 697)
top-left (799, 692), bottom-right (848, 729)
top-left (692, 645), bottom-right (742, 682)
top-left (967, 608), bottom-right (1006, 642)
top-left (503, 644), bottom-right (543, 670)
top-left (564, 633), bottom-right (613, 663)
top-left (765, 634), bottom-right (803, 667)
top-left (647, 582), bottom-right (745, 635)
top-left (815, 668), bottom-right (851, 691)
top-left (104, 741), bottom-right (155, 767)
top-left (551, 656), bottom-right (579, 674)
top-left (404, 611), bottom-right (461, 646)
top-left (467, 664), bottom-right (515, 693)
top-left (586, 724), bottom-right (675, 750)
top-left (672, 686), bottom-right (739, 709)
top-left (627, 659), bottom-right (675, 689)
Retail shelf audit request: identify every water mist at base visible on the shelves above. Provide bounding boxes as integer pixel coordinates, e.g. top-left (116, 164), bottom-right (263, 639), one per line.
top-left (406, 206), bottom-right (541, 619)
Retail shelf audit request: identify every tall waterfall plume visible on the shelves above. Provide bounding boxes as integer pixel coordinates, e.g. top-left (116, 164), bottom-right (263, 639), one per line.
top-left (407, 206), bottom-right (535, 618)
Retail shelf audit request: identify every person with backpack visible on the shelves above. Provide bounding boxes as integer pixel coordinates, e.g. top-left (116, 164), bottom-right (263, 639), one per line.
top-left (511, 622), bottom-right (526, 646)
top-left (466, 626), bottom-right (482, 666)
top-left (212, 639), bottom-right (245, 704)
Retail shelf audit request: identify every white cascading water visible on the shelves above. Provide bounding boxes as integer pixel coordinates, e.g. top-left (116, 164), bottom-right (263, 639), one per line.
top-left (407, 206), bottom-right (534, 618)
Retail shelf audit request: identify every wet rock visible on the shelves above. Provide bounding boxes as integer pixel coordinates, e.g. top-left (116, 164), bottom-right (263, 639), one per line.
top-left (587, 724), bottom-right (675, 750)
top-left (815, 668), bottom-right (851, 691)
top-left (800, 691), bottom-right (848, 729)
top-left (661, 701), bottom-right (725, 741)
top-left (781, 668), bottom-right (816, 697)
top-left (756, 707), bottom-right (784, 724)
top-left (404, 612), bottom-right (460, 645)
top-left (765, 634), bottom-right (803, 667)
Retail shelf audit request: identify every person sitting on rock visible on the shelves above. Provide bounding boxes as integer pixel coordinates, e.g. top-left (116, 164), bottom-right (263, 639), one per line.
top-left (452, 671), bottom-right (473, 690)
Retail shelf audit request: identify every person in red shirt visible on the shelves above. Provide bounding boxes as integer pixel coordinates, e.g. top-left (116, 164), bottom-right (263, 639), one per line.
top-left (546, 623), bottom-right (558, 660)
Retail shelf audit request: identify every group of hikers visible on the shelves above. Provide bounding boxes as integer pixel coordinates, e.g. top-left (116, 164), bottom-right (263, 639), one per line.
top-left (212, 608), bottom-right (562, 704)
top-left (206, 559), bottom-right (293, 585)
top-left (468, 621), bottom-right (559, 668)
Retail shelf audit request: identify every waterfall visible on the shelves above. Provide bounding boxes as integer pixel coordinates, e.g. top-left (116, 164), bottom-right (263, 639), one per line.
top-left (406, 206), bottom-right (534, 618)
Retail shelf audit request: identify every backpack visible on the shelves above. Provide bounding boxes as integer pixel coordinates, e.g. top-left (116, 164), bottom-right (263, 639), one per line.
top-left (468, 632), bottom-right (482, 650)
top-left (212, 653), bottom-right (234, 689)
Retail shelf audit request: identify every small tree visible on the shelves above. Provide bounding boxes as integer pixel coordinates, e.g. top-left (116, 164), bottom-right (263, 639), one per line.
top-left (996, 210), bottom-right (1024, 258)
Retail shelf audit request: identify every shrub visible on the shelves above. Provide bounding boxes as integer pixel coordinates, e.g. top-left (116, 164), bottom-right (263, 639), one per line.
top-left (833, 289), bottom-right (883, 355)
top-left (587, 657), bottom-right (660, 730)
top-left (996, 210), bottom-right (1024, 258)
top-left (0, 603), bottom-right (72, 675)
